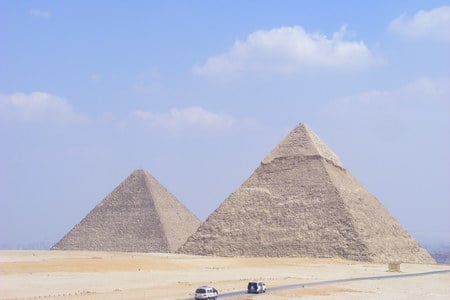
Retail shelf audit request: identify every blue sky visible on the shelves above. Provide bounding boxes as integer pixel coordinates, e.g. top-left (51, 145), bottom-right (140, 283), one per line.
top-left (1, 1), bottom-right (449, 249)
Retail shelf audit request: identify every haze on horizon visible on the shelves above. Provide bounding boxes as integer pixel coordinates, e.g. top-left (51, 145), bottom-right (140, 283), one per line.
top-left (1, 1), bottom-right (449, 250)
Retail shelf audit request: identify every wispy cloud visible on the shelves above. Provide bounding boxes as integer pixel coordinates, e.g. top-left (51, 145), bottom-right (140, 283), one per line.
top-left (326, 77), bottom-right (450, 110)
top-left (132, 68), bottom-right (162, 96)
top-left (90, 73), bottom-right (101, 83)
top-left (194, 25), bottom-right (378, 78)
top-left (0, 92), bottom-right (86, 123)
top-left (389, 6), bottom-right (450, 42)
top-left (28, 9), bottom-right (51, 18)
top-left (322, 77), bottom-right (450, 132)
top-left (133, 106), bottom-right (236, 133)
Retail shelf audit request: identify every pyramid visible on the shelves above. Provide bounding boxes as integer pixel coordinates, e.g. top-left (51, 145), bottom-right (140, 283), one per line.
top-left (52, 169), bottom-right (201, 253)
top-left (179, 124), bottom-right (435, 263)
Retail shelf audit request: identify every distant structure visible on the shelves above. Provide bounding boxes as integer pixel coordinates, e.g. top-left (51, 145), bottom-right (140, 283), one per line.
top-left (52, 169), bottom-right (201, 253)
top-left (179, 123), bottom-right (435, 263)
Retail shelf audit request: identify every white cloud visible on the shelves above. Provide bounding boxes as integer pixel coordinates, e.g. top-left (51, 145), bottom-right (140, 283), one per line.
top-left (389, 6), bottom-right (450, 42)
top-left (133, 106), bottom-right (236, 132)
top-left (0, 92), bottom-right (85, 123)
top-left (194, 25), bottom-right (377, 78)
top-left (28, 9), bottom-right (51, 18)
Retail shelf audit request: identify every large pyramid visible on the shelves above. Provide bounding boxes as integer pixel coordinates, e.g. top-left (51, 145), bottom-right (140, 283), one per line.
top-left (52, 169), bottom-right (201, 253)
top-left (179, 124), bottom-right (434, 263)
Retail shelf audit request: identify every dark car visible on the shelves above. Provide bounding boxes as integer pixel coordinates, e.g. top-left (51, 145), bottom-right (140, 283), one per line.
top-left (247, 281), bottom-right (266, 293)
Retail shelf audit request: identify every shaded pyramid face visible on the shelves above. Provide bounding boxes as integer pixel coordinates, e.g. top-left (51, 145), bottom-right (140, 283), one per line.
top-left (52, 169), bottom-right (201, 253)
top-left (179, 124), bottom-right (434, 263)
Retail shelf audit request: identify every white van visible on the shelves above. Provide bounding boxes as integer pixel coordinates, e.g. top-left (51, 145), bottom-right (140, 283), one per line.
top-left (194, 286), bottom-right (218, 300)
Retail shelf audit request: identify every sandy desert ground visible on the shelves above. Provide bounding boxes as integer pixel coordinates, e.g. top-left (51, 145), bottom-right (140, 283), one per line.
top-left (0, 250), bottom-right (449, 300)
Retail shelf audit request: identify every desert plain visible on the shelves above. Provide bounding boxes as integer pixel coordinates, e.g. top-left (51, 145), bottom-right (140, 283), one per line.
top-left (1, 250), bottom-right (449, 300)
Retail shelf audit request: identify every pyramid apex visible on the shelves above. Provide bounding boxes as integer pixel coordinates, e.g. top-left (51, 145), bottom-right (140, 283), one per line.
top-left (262, 123), bottom-right (344, 168)
top-left (131, 169), bottom-right (148, 175)
top-left (129, 169), bottom-right (156, 181)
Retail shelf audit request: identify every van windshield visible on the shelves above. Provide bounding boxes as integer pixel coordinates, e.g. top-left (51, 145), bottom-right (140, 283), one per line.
top-left (196, 289), bottom-right (206, 293)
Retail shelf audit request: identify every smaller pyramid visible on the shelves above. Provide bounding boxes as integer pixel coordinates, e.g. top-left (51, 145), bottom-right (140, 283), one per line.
top-left (52, 169), bottom-right (201, 253)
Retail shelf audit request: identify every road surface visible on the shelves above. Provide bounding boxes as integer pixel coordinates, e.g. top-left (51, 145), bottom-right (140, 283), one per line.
top-left (182, 269), bottom-right (450, 300)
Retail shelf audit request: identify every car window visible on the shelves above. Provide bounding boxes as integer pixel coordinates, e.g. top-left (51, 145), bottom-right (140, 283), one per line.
top-left (196, 289), bottom-right (206, 293)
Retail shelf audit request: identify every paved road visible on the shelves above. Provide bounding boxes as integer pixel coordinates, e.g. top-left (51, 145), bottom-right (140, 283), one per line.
top-left (182, 269), bottom-right (450, 300)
